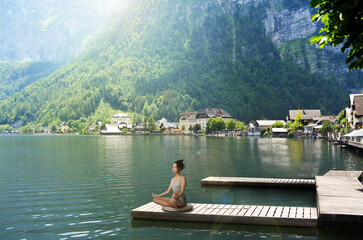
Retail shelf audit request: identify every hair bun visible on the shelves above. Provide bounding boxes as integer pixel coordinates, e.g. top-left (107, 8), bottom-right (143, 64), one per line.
top-left (174, 159), bottom-right (185, 170)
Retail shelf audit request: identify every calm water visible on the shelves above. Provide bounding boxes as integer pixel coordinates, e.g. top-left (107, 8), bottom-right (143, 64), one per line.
top-left (0, 135), bottom-right (362, 239)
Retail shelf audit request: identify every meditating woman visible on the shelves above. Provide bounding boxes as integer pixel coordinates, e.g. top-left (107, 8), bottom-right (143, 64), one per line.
top-left (152, 159), bottom-right (187, 208)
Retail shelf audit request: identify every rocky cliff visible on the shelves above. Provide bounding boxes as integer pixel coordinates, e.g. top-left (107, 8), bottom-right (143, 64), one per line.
top-left (262, 0), bottom-right (362, 91)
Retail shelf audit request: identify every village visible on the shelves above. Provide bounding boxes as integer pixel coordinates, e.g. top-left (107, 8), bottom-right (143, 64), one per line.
top-left (1, 93), bottom-right (363, 145)
top-left (98, 93), bottom-right (362, 137)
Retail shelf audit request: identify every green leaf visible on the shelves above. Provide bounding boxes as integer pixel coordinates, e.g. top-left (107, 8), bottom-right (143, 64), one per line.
top-left (311, 13), bottom-right (320, 21)
top-left (310, 35), bottom-right (324, 44)
top-left (310, 0), bottom-right (321, 8)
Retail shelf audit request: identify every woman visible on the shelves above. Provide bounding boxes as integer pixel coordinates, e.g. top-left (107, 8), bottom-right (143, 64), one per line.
top-left (152, 159), bottom-right (187, 208)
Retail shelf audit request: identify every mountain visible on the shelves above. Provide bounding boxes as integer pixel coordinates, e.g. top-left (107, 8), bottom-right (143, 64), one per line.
top-left (0, 0), bottom-right (128, 101)
top-left (0, 61), bottom-right (62, 100)
top-left (264, 0), bottom-right (363, 91)
top-left (0, 0), bottom-right (356, 127)
top-left (0, 0), bottom-right (128, 62)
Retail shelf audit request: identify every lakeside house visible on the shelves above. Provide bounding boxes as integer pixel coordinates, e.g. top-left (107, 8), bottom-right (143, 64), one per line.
top-left (59, 122), bottom-right (70, 133)
top-left (179, 107), bottom-right (231, 130)
top-left (288, 109), bottom-right (321, 124)
top-left (101, 113), bottom-right (133, 134)
top-left (304, 123), bottom-right (321, 135)
top-left (112, 113), bottom-right (133, 125)
top-left (133, 125), bottom-right (146, 134)
top-left (248, 120), bottom-right (285, 135)
top-left (178, 112), bottom-right (198, 131)
top-left (346, 94), bottom-right (363, 129)
top-left (157, 118), bottom-right (177, 130)
top-left (272, 128), bottom-right (288, 137)
top-left (247, 123), bottom-right (260, 136)
top-left (344, 129), bottom-right (363, 143)
top-left (100, 124), bottom-right (121, 135)
top-left (111, 113), bottom-right (133, 130)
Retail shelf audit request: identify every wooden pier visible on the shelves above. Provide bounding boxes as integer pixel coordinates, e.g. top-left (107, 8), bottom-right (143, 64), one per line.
top-left (316, 170), bottom-right (363, 224)
top-left (131, 202), bottom-right (317, 227)
top-left (201, 176), bottom-right (315, 187)
top-left (132, 170), bottom-right (363, 227)
top-left (323, 170), bottom-right (362, 179)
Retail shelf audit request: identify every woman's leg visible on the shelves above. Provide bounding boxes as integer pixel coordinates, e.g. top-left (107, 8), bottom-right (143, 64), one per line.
top-left (153, 197), bottom-right (184, 208)
top-left (153, 197), bottom-right (173, 207)
top-left (174, 198), bottom-right (186, 208)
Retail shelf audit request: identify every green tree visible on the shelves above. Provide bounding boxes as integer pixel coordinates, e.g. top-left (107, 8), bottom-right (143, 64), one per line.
top-left (35, 125), bottom-right (44, 133)
top-left (147, 115), bottom-right (156, 131)
top-left (181, 124), bottom-right (185, 131)
top-left (271, 121), bottom-right (285, 128)
top-left (21, 125), bottom-right (33, 134)
top-left (321, 120), bottom-right (335, 136)
top-left (291, 110), bottom-right (304, 130)
top-left (310, 0), bottom-right (363, 70)
top-left (206, 117), bottom-right (215, 133)
top-left (192, 123), bottom-right (201, 133)
top-left (121, 128), bottom-right (128, 134)
top-left (143, 116), bottom-right (148, 130)
top-left (214, 117), bottom-right (226, 132)
top-left (236, 121), bottom-right (246, 130)
top-left (51, 124), bottom-right (58, 132)
top-left (336, 109), bottom-right (345, 124)
top-left (226, 118), bottom-right (236, 131)
top-left (101, 119), bottom-right (111, 130)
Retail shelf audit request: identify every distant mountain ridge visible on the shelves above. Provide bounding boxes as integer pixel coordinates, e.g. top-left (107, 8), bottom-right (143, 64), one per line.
top-left (0, 0), bottom-right (127, 62)
top-left (0, 0), bottom-right (354, 127)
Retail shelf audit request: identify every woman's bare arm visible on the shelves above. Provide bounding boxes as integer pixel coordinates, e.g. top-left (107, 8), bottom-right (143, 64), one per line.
top-left (175, 176), bottom-right (186, 198)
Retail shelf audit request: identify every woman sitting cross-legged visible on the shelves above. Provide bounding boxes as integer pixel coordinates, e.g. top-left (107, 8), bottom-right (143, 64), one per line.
top-left (152, 159), bottom-right (187, 208)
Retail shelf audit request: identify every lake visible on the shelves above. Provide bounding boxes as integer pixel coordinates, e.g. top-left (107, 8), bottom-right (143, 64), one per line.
top-left (1, 135), bottom-right (362, 239)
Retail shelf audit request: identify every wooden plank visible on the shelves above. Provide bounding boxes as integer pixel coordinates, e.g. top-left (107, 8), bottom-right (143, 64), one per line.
top-left (274, 207), bottom-right (283, 218)
top-left (316, 175), bottom-right (363, 223)
top-left (133, 202), bottom-right (154, 212)
top-left (224, 208), bottom-right (235, 215)
top-left (245, 205), bottom-right (257, 216)
top-left (231, 207), bottom-right (242, 216)
top-left (259, 206), bottom-right (270, 217)
top-left (296, 207), bottom-right (304, 218)
top-left (281, 207), bottom-right (290, 218)
top-left (201, 176), bottom-right (315, 187)
top-left (198, 204), bottom-right (213, 214)
top-left (290, 207), bottom-right (297, 218)
top-left (131, 202), bottom-right (318, 227)
top-left (143, 203), bottom-right (158, 212)
top-left (210, 206), bottom-right (223, 215)
top-left (193, 204), bottom-right (208, 214)
top-left (323, 170), bottom-right (362, 179)
top-left (218, 208), bottom-right (228, 215)
top-left (203, 207), bottom-right (215, 215)
top-left (303, 207), bottom-right (310, 219)
top-left (266, 206), bottom-right (276, 217)
top-left (311, 207), bottom-right (317, 219)
top-left (237, 206), bottom-right (250, 216)
top-left (251, 206), bottom-right (263, 217)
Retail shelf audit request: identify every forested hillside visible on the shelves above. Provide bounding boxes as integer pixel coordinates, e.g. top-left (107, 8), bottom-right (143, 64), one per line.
top-left (0, 62), bottom-right (62, 100)
top-left (0, 0), bottom-right (349, 127)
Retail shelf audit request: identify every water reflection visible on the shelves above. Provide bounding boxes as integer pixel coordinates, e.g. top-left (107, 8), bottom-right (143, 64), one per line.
top-left (1, 136), bottom-right (362, 240)
top-left (131, 219), bottom-right (319, 238)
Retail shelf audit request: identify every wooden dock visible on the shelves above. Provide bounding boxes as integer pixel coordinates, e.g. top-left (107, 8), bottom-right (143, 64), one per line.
top-left (131, 202), bottom-right (317, 227)
top-left (201, 176), bottom-right (315, 187)
top-left (132, 170), bottom-right (363, 227)
top-left (323, 170), bottom-right (362, 179)
top-left (316, 170), bottom-right (363, 224)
